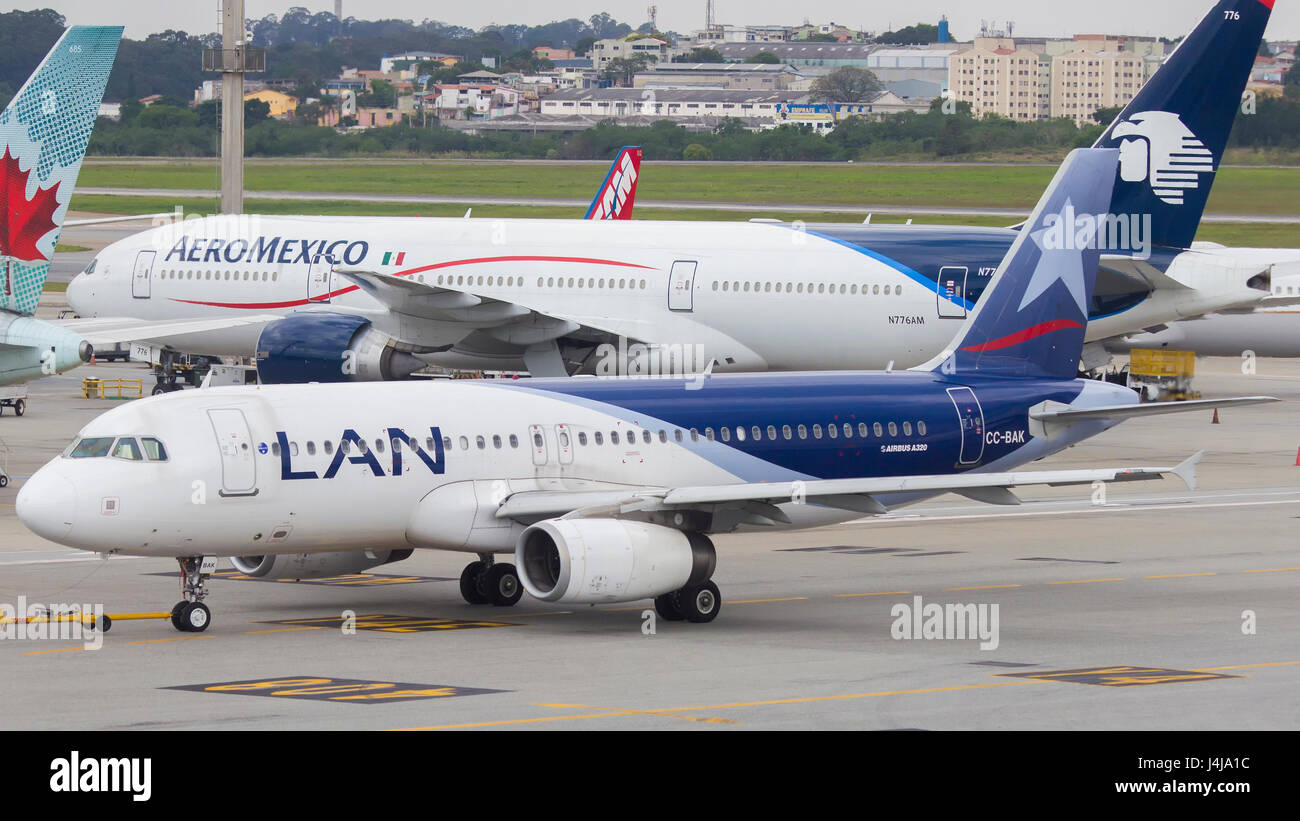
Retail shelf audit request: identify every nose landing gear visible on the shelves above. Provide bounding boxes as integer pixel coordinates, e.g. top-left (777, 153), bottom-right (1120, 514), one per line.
top-left (171, 556), bottom-right (216, 632)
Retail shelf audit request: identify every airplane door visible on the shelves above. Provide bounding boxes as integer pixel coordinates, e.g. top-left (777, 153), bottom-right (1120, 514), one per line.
top-left (946, 387), bottom-right (985, 466)
top-left (307, 254), bottom-right (333, 303)
top-left (208, 408), bottom-right (258, 496)
top-left (529, 424), bottom-right (549, 466)
top-left (668, 260), bottom-right (697, 312)
top-left (131, 251), bottom-right (156, 299)
top-left (555, 424), bottom-right (573, 465)
top-left (937, 266), bottom-right (967, 319)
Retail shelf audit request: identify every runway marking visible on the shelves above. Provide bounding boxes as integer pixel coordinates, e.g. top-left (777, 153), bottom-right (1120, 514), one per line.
top-left (834, 591), bottom-right (911, 598)
top-left (508, 611), bottom-right (573, 617)
top-left (256, 614), bottom-right (518, 632)
top-left (130, 636), bottom-right (210, 645)
top-left (1192, 660), bottom-right (1300, 672)
top-left (392, 680), bottom-right (1040, 730)
top-left (245, 626), bottom-right (326, 635)
top-left (167, 676), bottom-right (506, 704)
top-left (1144, 573), bottom-right (1217, 579)
top-left (1243, 567), bottom-right (1300, 573)
top-left (729, 596), bottom-right (807, 604)
top-left (535, 702), bottom-right (739, 725)
top-left (1000, 665), bottom-right (1241, 687)
top-left (945, 584), bottom-right (1022, 591)
top-left (22, 646), bottom-right (102, 656)
top-left (1046, 578), bottom-right (1125, 585)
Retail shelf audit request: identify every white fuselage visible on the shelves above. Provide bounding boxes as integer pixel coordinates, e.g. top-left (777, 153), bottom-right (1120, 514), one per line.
top-left (66, 215), bottom-right (1269, 373)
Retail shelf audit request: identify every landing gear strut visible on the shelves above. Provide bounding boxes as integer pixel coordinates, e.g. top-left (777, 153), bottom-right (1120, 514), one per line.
top-left (171, 556), bottom-right (214, 632)
top-left (654, 580), bottom-right (722, 624)
top-left (459, 555), bottom-right (522, 607)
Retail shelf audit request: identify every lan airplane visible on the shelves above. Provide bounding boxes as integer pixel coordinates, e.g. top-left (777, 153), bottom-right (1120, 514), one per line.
top-left (63, 0), bottom-right (1276, 382)
top-left (17, 149), bottom-right (1275, 632)
top-left (0, 26), bottom-right (122, 386)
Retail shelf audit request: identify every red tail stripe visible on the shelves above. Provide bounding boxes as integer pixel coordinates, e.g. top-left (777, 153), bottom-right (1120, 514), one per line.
top-left (960, 319), bottom-right (1084, 352)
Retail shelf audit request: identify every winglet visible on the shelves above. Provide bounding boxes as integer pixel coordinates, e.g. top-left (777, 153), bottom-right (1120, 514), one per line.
top-left (585, 146), bottom-right (642, 220)
top-left (1171, 450), bottom-right (1205, 492)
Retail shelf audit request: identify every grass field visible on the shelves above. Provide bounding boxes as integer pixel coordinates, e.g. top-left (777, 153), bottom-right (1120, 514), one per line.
top-left (75, 160), bottom-right (1300, 217)
top-left (64, 193), bottom-right (1300, 248)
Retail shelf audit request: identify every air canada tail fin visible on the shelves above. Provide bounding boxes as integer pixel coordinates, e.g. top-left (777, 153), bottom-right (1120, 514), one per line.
top-left (1096, 0), bottom-right (1273, 250)
top-left (921, 148), bottom-right (1120, 380)
top-left (584, 146), bottom-right (642, 220)
top-left (0, 25), bottom-right (122, 316)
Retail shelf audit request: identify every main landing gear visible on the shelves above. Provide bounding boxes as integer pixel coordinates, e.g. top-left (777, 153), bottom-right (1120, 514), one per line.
top-left (654, 580), bottom-right (722, 624)
top-left (459, 554), bottom-right (523, 607)
top-left (171, 556), bottom-right (214, 632)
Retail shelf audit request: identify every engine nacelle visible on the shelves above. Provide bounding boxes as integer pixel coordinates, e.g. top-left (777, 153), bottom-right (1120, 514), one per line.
top-left (255, 313), bottom-right (424, 384)
top-left (516, 519), bottom-right (715, 604)
top-left (230, 549), bottom-right (413, 580)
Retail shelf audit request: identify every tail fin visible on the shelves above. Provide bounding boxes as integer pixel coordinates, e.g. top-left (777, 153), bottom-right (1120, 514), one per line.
top-left (1096, 0), bottom-right (1272, 250)
top-left (584, 146), bottom-right (642, 220)
top-left (0, 25), bottom-right (122, 315)
top-left (924, 149), bottom-right (1120, 380)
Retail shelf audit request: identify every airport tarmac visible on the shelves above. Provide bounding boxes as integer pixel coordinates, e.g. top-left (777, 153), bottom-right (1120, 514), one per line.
top-left (0, 357), bottom-right (1296, 730)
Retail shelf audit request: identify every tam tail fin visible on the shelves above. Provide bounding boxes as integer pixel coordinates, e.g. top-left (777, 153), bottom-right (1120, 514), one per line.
top-left (1096, 0), bottom-right (1272, 250)
top-left (584, 146), bottom-right (642, 220)
top-left (0, 25), bottom-right (122, 315)
top-left (919, 148), bottom-right (1120, 380)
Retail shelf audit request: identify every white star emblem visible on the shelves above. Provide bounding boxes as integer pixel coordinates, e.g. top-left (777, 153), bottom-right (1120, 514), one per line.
top-left (1020, 198), bottom-right (1089, 317)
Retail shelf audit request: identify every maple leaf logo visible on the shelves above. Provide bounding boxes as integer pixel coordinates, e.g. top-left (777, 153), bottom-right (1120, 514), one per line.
top-left (0, 146), bottom-right (61, 262)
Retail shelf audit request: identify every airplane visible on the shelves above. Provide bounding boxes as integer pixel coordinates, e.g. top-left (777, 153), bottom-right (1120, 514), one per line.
top-left (1111, 251), bottom-right (1300, 357)
top-left (61, 0), bottom-right (1276, 383)
top-left (17, 147), bottom-right (1277, 632)
top-left (0, 25), bottom-right (122, 386)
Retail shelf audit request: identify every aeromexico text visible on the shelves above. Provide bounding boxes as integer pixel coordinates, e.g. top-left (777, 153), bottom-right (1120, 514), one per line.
top-left (163, 236), bottom-right (369, 266)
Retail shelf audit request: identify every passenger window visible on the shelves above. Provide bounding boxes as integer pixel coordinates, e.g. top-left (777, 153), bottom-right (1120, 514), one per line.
top-left (918, 421), bottom-right (927, 436)
top-left (843, 423), bottom-right (853, 438)
top-left (533, 433), bottom-right (543, 449)
top-left (594, 431), bottom-right (604, 445)
top-left (903, 422), bottom-right (913, 436)
top-left (324, 441), bottom-right (334, 455)
top-left (578, 432), bottom-right (588, 446)
top-left (689, 428), bottom-right (699, 442)
top-left (827, 424), bottom-right (837, 440)
top-left (112, 438), bottom-right (143, 460)
top-left (720, 427), bottom-right (731, 442)
top-left (374, 439), bottom-right (384, 453)
top-left (291, 442), bottom-right (300, 456)
top-left (705, 428), bottom-right (715, 441)
top-left (476, 436), bottom-right (486, 450)
top-left (610, 431), bottom-right (620, 444)
top-left (642, 430), bottom-right (651, 444)
top-left (141, 438), bottom-right (168, 461)
top-left (674, 429), bottom-right (683, 443)
top-left (782, 425), bottom-right (792, 440)
top-left (797, 425), bottom-right (807, 440)
top-left (68, 437), bottom-right (114, 458)
top-left (767, 425), bottom-right (777, 440)
top-left (341, 440), bottom-right (351, 455)
top-left (888, 422), bottom-right (898, 437)
top-left (874, 422), bottom-right (883, 437)
top-left (271, 442), bottom-right (281, 456)
top-left (659, 430), bottom-right (668, 443)
top-left (444, 436), bottom-right (453, 450)
top-left (751, 426), bottom-right (761, 441)
top-left (307, 441), bottom-right (316, 456)
top-left (459, 436), bottom-right (469, 450)
top-left (858, 423), bottom-right (869, 438)
top-left (493, 435), bottom-right (502, 449)
top-left (813, 424), bottom-right (823, 439)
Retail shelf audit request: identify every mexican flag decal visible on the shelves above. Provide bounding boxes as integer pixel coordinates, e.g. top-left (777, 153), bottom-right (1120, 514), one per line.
top-left (382, 251), bottom-right (407, 266)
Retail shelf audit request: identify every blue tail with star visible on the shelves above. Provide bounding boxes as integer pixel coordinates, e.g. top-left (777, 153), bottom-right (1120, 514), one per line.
top-left (928, 148), bottom-right (1120, 380)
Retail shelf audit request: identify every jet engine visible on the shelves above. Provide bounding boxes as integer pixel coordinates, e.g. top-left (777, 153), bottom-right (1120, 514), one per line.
top-left (230, 549), bottom-right (413, 580)
top-left (516, 519), bottom-right (715, 604)
top-left (255, 313), bottom-right (425, 383)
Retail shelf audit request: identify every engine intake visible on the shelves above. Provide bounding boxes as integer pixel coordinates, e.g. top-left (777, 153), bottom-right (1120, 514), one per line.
top-left (230, 549), bottom-right (413, 580)
top-left (517, 519), bottom-right (714, 604)
top-left (255, 313), bottom-right (424, 383)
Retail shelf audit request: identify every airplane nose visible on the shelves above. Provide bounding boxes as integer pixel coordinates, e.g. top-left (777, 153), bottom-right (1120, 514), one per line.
top-left (16, 466), bottom-right (77, 543)
top-left (66, 275), bottom-right (88, 315)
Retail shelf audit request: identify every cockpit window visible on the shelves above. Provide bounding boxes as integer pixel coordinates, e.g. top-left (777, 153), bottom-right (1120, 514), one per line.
top-left (67, 437), bottom-right (114, 458)
top-left (112, 438), bottom-right (143, 461)
top-left (82, 258), bottom-right (97, 275)
top-left (141, 438), bottom-right (168, 461)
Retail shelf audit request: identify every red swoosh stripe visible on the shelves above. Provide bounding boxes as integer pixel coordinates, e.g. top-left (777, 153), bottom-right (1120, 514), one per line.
top-left (168, 254), bottom-right (656, 310)
top-left (960, 319), bottom-right (1084, 352)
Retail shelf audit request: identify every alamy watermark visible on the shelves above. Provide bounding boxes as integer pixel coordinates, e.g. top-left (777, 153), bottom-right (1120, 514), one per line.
top-left (0, 596), bottom-right (105, 650)
top-left (891, 594), bottom-right (1000, 651)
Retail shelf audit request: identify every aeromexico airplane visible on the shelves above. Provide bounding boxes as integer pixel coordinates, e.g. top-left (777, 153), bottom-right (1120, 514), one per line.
top-left (0, 26), bottom-right (122, 386)
top-left (64, 0), bottom-right (1277, 381)
top-left (17, 149), bottom-right (1276, 632)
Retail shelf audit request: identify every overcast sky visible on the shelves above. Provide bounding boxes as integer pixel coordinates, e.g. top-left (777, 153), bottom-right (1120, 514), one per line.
top-left (10, 1), bottom-right (1299, 41)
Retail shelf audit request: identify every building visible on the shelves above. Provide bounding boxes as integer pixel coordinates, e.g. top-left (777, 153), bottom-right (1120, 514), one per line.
top-left (948, 38), bottom-right (1051, 121)
top-left (244, 88), bottom-right (298, 119)
top-left (1050, 47), bottom-right (1149, 124)
top-left (633, 62), bottom-right (806, 91)
top-left (691, 24), bottom-right (792, 45)
top-left (866, 47), bottom-right (959, 93)
top-left (714, 42), bottom-right (876, 69)
top-left (540, 87), bottom-right (804, 122)
top-left (771, 93), bottom-right (931, 131)
top-left (379, 51), bottom-right (462, 73)
top-left (427, 84), bottom-right (522, 120)
top-left (791, 23), bottom-right (866, 43)
top-left (532, 46), bottom-right (575, 61)
top-left (590, 36), bottom-right (671, 70)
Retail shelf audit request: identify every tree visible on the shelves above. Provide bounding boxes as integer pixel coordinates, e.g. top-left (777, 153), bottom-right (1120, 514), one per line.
top-left (810, 67), bottom-right (882, 103)
top-left (575, 36), bottom-right (597, 56)
top-left (245, 98), bottom-right (272, 126)
top-left (683, 143), bottom-right (713, 160)
top-left (600, 55), bottom-right (650, 87)
top-left (747, 51), bottom-right (781, 64)
top-left (877, 23), bottom-right (945, 45)
top-left (1092, 106), bottom-right (1123, 126)
top-left (675, 47), bottom-right (725, 63)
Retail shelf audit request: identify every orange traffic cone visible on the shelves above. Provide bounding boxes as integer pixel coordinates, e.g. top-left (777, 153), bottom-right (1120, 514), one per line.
top-left (1295, 447), bottom-right (1300, 467)
top-left (1211, 409), bottom-right (1220, 424)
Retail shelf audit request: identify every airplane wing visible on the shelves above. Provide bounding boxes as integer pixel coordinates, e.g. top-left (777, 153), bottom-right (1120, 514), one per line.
top-left (494, 455), bottom-right (1204, 525)
top-left (56, 315), bottom-right (284, 349)
top-left (1029, 396), bottom-right (1279, 439)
